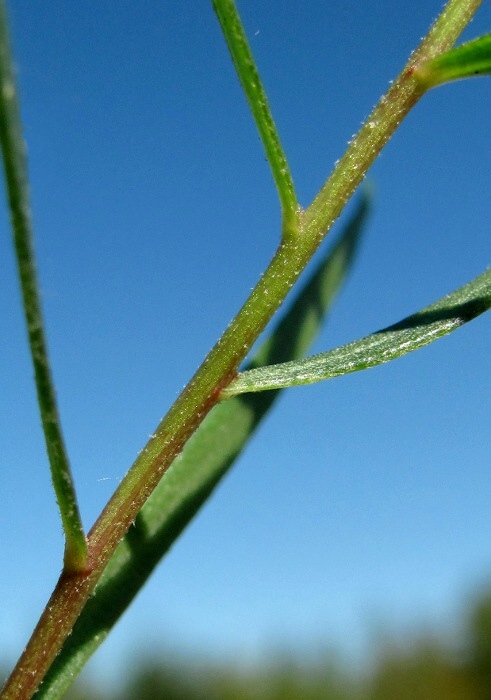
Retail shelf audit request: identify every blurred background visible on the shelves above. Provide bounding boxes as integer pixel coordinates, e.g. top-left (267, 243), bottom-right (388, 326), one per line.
top-left (1, 1), bottom-right (490, 696)
top-left (3, 590), bottom-right (491, 698)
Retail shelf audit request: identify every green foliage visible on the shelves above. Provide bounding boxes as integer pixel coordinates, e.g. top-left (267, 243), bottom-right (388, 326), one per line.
top-left (416, 33), bottom-right (491, 88)
top-left (37, 196), bottom-right (369, 699)
top-left (466, 595), bottom-right (491, 699)
top-left (0, 0), bottom-right (488, 697)
top-left (54, 591), bottom-right (491, 699)
top-left (223, 268), bottom-right (491, 396)
top-left (366, 641), bottom-right (476, 700)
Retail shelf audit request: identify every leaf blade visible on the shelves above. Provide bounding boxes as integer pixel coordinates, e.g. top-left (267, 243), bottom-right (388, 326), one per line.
top-left (415, 33), bottom-right (491, 88)
top-left (222, 268), bottom-right (491, 396)
top-left (36, 196), bottom-right (370, 699)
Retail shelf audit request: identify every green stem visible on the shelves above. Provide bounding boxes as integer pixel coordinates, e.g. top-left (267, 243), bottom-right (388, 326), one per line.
top-left (0, 0), bottom-right (87, 573)
top-left (1, 0), bottom-right (482, 697)
top-left (212, 0), bottom-right (299, 239)
top-left (303, 0), bottom-right (483, 236)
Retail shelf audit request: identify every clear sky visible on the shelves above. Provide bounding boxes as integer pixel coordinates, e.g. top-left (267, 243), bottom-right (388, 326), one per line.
top-left (1, 0), bottom-right (490, 687)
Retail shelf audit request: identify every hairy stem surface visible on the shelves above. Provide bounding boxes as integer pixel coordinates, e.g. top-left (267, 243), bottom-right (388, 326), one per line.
top-left (1, 0), bottom-right (482, 697)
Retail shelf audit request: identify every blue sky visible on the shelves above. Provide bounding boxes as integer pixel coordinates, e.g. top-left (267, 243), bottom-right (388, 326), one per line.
top-left (1, 0), bottom-right (490, 687)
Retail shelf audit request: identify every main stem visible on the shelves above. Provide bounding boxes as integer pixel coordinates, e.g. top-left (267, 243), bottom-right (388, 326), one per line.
top-left (1, 1), bottom-right (482, 697)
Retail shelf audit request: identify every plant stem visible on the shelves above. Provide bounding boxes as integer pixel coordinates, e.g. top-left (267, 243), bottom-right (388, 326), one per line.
top-left (303, 0), bottom-right (483, 236)
top-left (212, 0), bottom-right (299, 239)
top-left (0, 0), bottom-right (87, 574)
top-left (1, 0), bottom-right (482, 697)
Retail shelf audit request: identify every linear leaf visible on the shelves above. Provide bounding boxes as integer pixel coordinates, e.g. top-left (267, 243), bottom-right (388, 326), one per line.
top-left (415, 33), bottom-right (491, 88)
top-left (36, 196), bottom-right (369, 699)
top-left (222, 268), bottom-right (491, 396)
top-left (0, 0), bottom-right (87, 572)
top-left (212, 0), bottom-right (299, 238)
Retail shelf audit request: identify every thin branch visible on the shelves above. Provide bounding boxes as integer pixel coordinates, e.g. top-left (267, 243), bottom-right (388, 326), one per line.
top-left (212, 0), bottom-right (299, 239)
top-left (302, 0), bottom-right (484, 240)
top-left (0, 0), bottom-right (87, 573)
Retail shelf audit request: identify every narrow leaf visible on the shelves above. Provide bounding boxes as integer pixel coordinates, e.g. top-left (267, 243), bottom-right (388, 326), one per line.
top-left (222, 268), bottom-right (491, 396)
top-left (212, 0), bottom-right (299, 238)
top-left (415, 33), bottom-right (491, 88)
top-left (36, 196), bottom-right (369, 699)
top-left (0, 0), bottom-right (87, 572)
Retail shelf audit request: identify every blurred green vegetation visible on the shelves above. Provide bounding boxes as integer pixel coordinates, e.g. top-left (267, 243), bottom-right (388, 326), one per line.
top-left (5, 590), bottom-right (491, 699)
